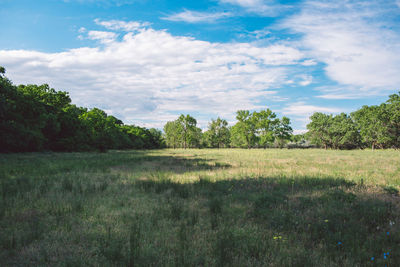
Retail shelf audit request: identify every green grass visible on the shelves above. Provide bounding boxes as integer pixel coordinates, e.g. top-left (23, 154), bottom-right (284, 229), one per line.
top-left (0, 149), bottom-right (399, 266)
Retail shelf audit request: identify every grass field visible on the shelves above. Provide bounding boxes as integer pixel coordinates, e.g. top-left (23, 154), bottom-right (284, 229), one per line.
top-left (0, 149), bottom-right (399, 266)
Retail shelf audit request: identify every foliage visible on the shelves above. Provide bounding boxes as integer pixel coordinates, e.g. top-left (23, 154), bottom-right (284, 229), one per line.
top-left (0, 67), bottom-right (163, 152)
top-left (203, 118), bottom-right (230, 148)
top-left (307, 113), bottom-right (360, 149)
top-left (163, 114), bottom-right (202, 148)
top-left (307, 91), bottom-right (400, 150)
top-left (229, 109), bottom-right (292, 149)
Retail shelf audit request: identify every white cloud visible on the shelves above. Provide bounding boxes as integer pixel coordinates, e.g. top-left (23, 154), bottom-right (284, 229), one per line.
top-left (162, 10), bottom-right (232, 23)
top-left (220, 0), bottom-right (287, 16)
top-left (94, 19), bottom-right (150, 31)
top-left (293, 129), bottom-right (307, 135)
top-left (87, 31), bottom-right (118, 43)
top-left (282, 0), bottom-right (400, 98)
top-left (220, 0), bottom-right (264, 8)
top-left (0, 21), bottom-right (306, 128)
top-left (283, 102), bottom-right (341, 116)
top-left (282, 101), bottom-right (342, 128)
top-left (300, 59), bottom-right (317, 66)
top-left (298, 75), bottom-right (312, 86)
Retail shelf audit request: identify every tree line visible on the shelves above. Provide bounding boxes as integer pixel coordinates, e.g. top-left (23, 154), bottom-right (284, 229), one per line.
top-left (306, 92), bottom-right (400, 150)
top-left (163, 111), bottom-right (293, 149)
top-left (0, 67), bottom-right (164, 152)
top-left (2, 66), bottom-right (399, 151)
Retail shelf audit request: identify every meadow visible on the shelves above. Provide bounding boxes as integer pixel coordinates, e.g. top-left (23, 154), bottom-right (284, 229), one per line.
top-left (0, 149), bottom-right (399, 266)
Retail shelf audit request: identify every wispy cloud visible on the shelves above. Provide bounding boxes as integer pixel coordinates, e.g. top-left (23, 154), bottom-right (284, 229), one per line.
top-left (282, 0), bottom-right (400, 98)
top-left (283, 102), bottom-right (341, 116)
top-left (220, 0), bottom-right (289, 16)
top-left (94, 19), bottom-right (150, 31)
top-left (63, 0), bottom-right (136, 7)
top-left (162, 10), bottom-right (232, 23)
top-left (87, 31), bottom-right (118, 43)
top-left (0, 20), bottom-right (307, 128)
top-left (282, 101), bottom-right (343, 129)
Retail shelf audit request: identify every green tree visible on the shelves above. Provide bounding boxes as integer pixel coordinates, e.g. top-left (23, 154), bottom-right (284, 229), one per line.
top-left (273, 116), bottom-right (293, 148)
top-left (164, 121), bottom-right (181, 148)
top-left (352, 105), bottom-right (389, 150)
top-left (253, 109), bottom-right (277, 148)
top-left (231, 110), bottom-right (257, 148)
top-left (204, 118), bottom-right (230, 148)
top-left (164, 114), bottom-right (200, 148)
top-left (177, 114), bottom-right (198, 149)
top-left (329, 113), bottom-right (360, 149)
top-left (386, 92), bottom-right (400, 148)
top-left (307, 112), bottom-right (332, 149)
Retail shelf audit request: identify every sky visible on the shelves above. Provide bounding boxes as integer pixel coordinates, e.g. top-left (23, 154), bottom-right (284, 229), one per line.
top-left (1, 0), bottom-right (400, 133)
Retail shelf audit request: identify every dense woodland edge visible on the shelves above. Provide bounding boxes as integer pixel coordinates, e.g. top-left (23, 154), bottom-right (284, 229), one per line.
top-left (1, 66), bottom-right (399, 152)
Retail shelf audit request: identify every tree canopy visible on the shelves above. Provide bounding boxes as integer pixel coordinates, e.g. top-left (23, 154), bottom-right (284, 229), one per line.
top-left (0, 67), bottom-right (164, 152)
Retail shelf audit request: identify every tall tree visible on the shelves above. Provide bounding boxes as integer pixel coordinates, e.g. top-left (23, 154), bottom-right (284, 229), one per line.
top-left (204, 118), bottom-right (230, 148)
top-left (328, 113), bottom-right (360, 149)
top-left (352, 105), bottom-right (389, 150)
top-left (307, 112), bottom-right (333, 149)
top-left (273, 116), bottom-right (293, 148)
top-left (164, 121), bottom-right (181, 148)
top-left (164, 114), bottom-right (201, 148)
top-left (386, 92), bottom-right (400, 148)
top-left (253, 109), bottom-right (277, 148)
top-left (177, 114), bottom-right (198, 149)
top-left (232, 110), bottom-right (257, 148)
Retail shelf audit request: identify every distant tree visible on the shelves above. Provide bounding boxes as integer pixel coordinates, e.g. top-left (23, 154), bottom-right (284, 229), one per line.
top-left (164, 121), bottom-right (181, 148)
top-left (177, 114), bottom-right (198, 149)
top-left (352, 105), bottom-right (390, 150)
top-left (253, 109), bottom-right (277, 148)
top-left (291, 133), bottom-right (306, 143)
top-left (307, 112), bottom-right (332, 149)
top-left (204, 118), bottom-right (230, 148)
top-left (163, 114), bottom-right (201, 148)
top-left (231, 110), bottom-right (257, 148)
top-left (273, 116), bottom-right (293, 148)
top-left (0, 66), bottom-right (164, 152)
top-left (329, 113), bottom-right (360, 149)
top-left (386, 92), bottom-right (400, 148)
top-left (307, 112), bottom-right (360, 149)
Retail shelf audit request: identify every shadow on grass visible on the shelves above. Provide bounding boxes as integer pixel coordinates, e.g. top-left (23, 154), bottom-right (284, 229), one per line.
top-left (0, 150), bottom-right (231, 199)
top-left (135, 175), bottom-right (399, 266)
top-left (0, 151), bottom-right (399, 266)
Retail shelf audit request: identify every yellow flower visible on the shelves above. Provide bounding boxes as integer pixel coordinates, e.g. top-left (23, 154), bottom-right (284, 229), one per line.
top-left (324, 219), bottom-right (329, 223)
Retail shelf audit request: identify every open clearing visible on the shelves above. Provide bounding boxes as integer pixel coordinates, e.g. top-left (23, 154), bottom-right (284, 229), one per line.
top-left (0, 149), bottom-right (399, 266)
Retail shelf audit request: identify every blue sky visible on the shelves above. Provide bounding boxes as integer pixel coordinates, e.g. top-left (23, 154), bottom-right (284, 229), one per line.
top-left (1, 0), bottom-right (400, 132)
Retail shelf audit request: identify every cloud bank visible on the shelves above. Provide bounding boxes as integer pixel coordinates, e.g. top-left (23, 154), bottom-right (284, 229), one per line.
top-left (282, 0), bottom-right (400, 99)
top-left (162, 10), bottom-right (232, 23)
top-left (0, 20), bottom-right (306, 128)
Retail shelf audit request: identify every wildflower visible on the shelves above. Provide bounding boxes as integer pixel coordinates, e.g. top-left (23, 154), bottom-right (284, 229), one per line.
top-left (324, 219), bottom-right (329, 223)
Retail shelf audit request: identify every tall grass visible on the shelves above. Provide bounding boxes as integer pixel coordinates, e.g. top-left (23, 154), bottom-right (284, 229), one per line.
top-left (0, 149), bottom-right (399, 266)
